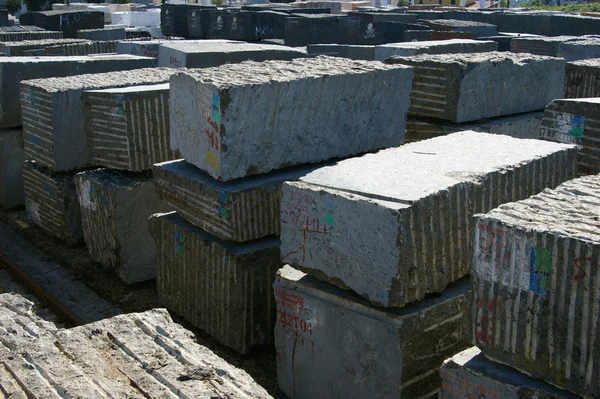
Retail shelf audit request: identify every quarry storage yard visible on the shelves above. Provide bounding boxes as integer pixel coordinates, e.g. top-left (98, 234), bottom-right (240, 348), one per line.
top-left (1, 0), bottom-right (600, 398)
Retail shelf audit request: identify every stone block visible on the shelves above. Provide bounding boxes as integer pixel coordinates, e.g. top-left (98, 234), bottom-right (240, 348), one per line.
top-left (406, 112), bottom-right (543, 143)
top-left (421, 19), bottom-right (498, 39)
top-left (76, 27), bottom-right (126, 41)
top-left (540, 98), bottom-right (600, 176)
top-left (283, 14), bottom-right (347, 46)
top-left (0, 55), bottom-right (157, 129)
top-left (430, 30), bottom-right (472, 41)
top-left (291, 1), bottom-right (342, 14)
top-left (385, 52), bottom-right (565, 123)
top-left (19, 10), bottom-right (105, 38)
top-left (374, 38), bottom-right (497, 62)
top-left (471, 174), bottom-right (600, 398)
top-left (439, 347), bottom-right (580, 399)
top-left (512, 36), bottom-right (600, 61)
top-left (22, 161), bottom-right (81, 244)
top-left (564, 58), bottom-right (600, 98)
top-left (403, 29), bottom-right (431, 42)
top-left (28, 40), bottom-right (117, 56)
top-left (347, 11), bottom-right (418, 23)
top-left (0, 30), bottom-right (62, 42)
top-left (161, 4), bottom-right (217, 38)
top-left (83, 83), bottom-right (179, 171)
top-left (149, 211), bottom-right (281, 354)
top-left (157, 40), bottom-right (306, 69)
top-left (153, 159), bottom-right (323, 242)
top-left (116, 39), bottom-right (172, 58)
top-left (555, 38), bottom-right (600, 62)
top-left (307, 43), bottom-right (375, 60)
top-left (20, 67), bottom-right (175, 172)
top-left (0, 129), bottom-right (25, 209)
top-left (274, 265), bottom-right (472, 399)
top-left (170, 56), bottom-right (413, 181)
top-left (0, 38), bottom-right (88, 55)
top-left (280, 131), bottom-right (577, 308)
top-left (75, 169), bottom-right (169, 284)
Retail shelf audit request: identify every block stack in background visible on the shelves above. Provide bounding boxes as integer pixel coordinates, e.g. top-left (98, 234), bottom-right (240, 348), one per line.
top-left (149, 56), bottom-right (414, 354)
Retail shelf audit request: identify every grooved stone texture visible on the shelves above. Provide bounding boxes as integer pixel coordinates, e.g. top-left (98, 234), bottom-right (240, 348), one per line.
top-left (512, 36), bottom-right (600, 61)
top-left (76, 27), bottom-right (126, 41)
top-left (28, 40), bottom-right (117, 56)
top-left (84, 83), bottom-right (179, 171)
top-left (22, 161), bottom-right (81, 245)
top-left (374, 39), bottom-right (497, 62)
top-left (21, 67), bottom-right (175, 172)
top-left (157, 40), bottom-right (307, 69)
top-left (149, 211), bottom-right (281, 354)
top-left (0, 38), bottom-right (88, 55)
top-left (274, 265), bottom-right (471, 399)
top-left (406, 112), bottom-right (543, 143)
top-left (0, 55), bottom-right (157, 128)
top-left (471, 174), bottom-right (600, 398)
top-left (0, 295), bottom-right (272, 399)
top-left (385, 52), bottom-right (565, 123)
top-left (439, 347), bottom-right (580, 399)
top-left (170, 56), bottom-right (414, 181)
top-left (153, 160), bottom-right (322, 242)
top-left (0, 129), bottom-right (25, 209)
top-left (0, 30), bottom-right (62, 41)
top-left (75, 169), bottom-right (169, 284)
top-left (564, 58), bottom-right (600, 99)
top-left (280, 131), bottom-right (578, 308)
top-left (117, 39), bottom-right (180, 58)
top-left (541, 98), bottom-right (600, 176)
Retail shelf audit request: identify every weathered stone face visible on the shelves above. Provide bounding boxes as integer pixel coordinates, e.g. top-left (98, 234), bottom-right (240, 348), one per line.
top-left (280, 131), bottom-right (577, 308)
top-left (541, 97), bottom-right (600, 176)
top-left (274, 265), bottom-right (472, 399)
top-left (149, 211), bottom-right (281, 354)
top-left (564, 58), bottom-right (600, 99)
top-left (471, 174), bottom-right (600, 398)
top-left (374, 38), bottom-right (497, 62)
top-left (0, 128), bottom-right (25, 209)
top-left (385, 52), bottom-right (565, 123)
top-left (512, 36), bottom-right (600, 61)
top-left (170, 56), bottom-right (413, 181)
top-left (439, 347), bottom-right (581, 399)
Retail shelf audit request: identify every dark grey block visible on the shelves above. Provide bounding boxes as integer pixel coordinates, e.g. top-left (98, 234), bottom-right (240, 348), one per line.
top-left (374, 38), bottom-right (497, 61)
top-left (421, 19), bottom-right (498, 39)
top-left (0, 38), bottom-right (88, 56)
top-left (0, 128), bottom-right (25, 209)
top-left (565, 58), bottom-right (600, 98)
top-left (76, 27), bottom-right (126, 41)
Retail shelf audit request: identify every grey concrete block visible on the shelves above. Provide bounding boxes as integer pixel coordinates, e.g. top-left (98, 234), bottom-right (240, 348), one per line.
top-left (0, 38), bottom-right (88, 56)
top-left (22, 161), bottom-right (82, 245)
top-left (0, 128), bottom-right (25, 209)
top-left (541, 98), bottom-right (600, 176)
top-left (153, 159), bottom-right (324, 242)
top-left (158, 40), bottom-right (307, 68)
top-left (75, 169), bottom-right (169, 284)
top-left (76, 27), bottom-right (126, 41)
top-left (170, 56), bottom-right (413, 181)
top-left (471, 174), bottom-right (600, 398)
top-left (421, 19), bottom-right (498, 39)
top-left (564, 58), bottom-right (600, 99)
top-left (307, 43), bottom-right (375, 60)
top-left (385, 52), bottom-right (565, 123)
top-left (21, 67), bottom-right (176, 172)
top-left (439, 347), bottom-right (580, 399)
top-left (374, 39), bottom-right (497, 62)
top-left (0, 299), bottom-right (272, 398)
top-left (0, 54), bottom-right (158, 129)
top-left (274, 265), bottom-right (472, 399)
top-left (149, 211), bottom-right (281, 354)
top-left (406, 112), bottom-right (544, 144)
top-left (280, 131), bottom-right (577, 308)
top-left (84, 83), bottom-right (179, 171)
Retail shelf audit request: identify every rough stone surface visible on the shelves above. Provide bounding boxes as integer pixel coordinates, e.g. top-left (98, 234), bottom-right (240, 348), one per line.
top-left (471, 174), bottom-right (600, 398)
top-left (280, 131), bottom-right (577, 308)
top-left (0, 298), bottom-right (272, 398)
top-left (406, 112), bottom-right (544, 143)
top-left (564, 58), bottom-right (600, 98)
top-left (170, 56), bottom-right (413, 181)
top-left (76, 26), bottom-right (126, 41)
top-left (421, 19), bottom-right (498, 38)
top-left (116, 39), bottom-right (178, 58)
top-left (274, 265), bottom-right (472, 399)
top-left (158, 40), bottom-right (307, 68)
top-left (149, 211), bottom-right (281, 354)
top-left (0, 55), bottom-right (156, 128)
top-left (0, 128), bottom-right (25, 209)
top-left (0, 38), bottom-right (86, 55)
top-left (512, 36), bottom-right (600, 61)
top-left (21, 67), bottom-right (175, 172)
top-left (28, 40), bottom-right (117, 56)
top-left (75, 169), bottom-right (170, 284)
top-left (153, 159), bottom-right (323, 242)
top-left (0, 29), bottom-right (62, 41)
top-left (374, 38), bottom-right (497, 62)
top-left (84, 83), bottom-right (179, 171)
top-left (541, 98), bottom-right (600, 176)
top-left (385, 52), bottom-right (565, 123)
top-left (307, 43), bottom-right (375, 60)
top-left (439, 347), bottom-right (580, 399)
top-left (22, 161), bottom-right (82, 245)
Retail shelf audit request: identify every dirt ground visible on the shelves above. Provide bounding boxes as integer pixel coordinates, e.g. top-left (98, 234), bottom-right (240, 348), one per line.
top-left (0, 206), bottom-right (285, 399)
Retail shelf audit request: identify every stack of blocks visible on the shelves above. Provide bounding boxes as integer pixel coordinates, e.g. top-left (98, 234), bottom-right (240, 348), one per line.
top-left (438, 173), bottom-right (600, 398)
top-left (149, 56), bottom-right (414, 354)
top-left (384, 52), bottom-right (566, 143)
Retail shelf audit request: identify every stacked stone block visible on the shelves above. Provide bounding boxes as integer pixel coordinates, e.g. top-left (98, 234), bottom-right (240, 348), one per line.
top-left (0, 30), bottom-right (62, 41)
top-left (541, 98), bottom-right (600, 176)
top-left (0, 129), bottom-right (25, 209)
top-left (0, 38), bottom-right (87, 55)
top-left (512, 36), bottom-right (600, 61)
top-left (471, 174), bottom-right (600, 398)
top-left (564, 58), bottom-right (600, 98)
top-left (22, 161), bottom-right (82, 245)
top-left (29, 40), bottom-right (117, 56)
top-left (373, 38), bottom-right (497, 62)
